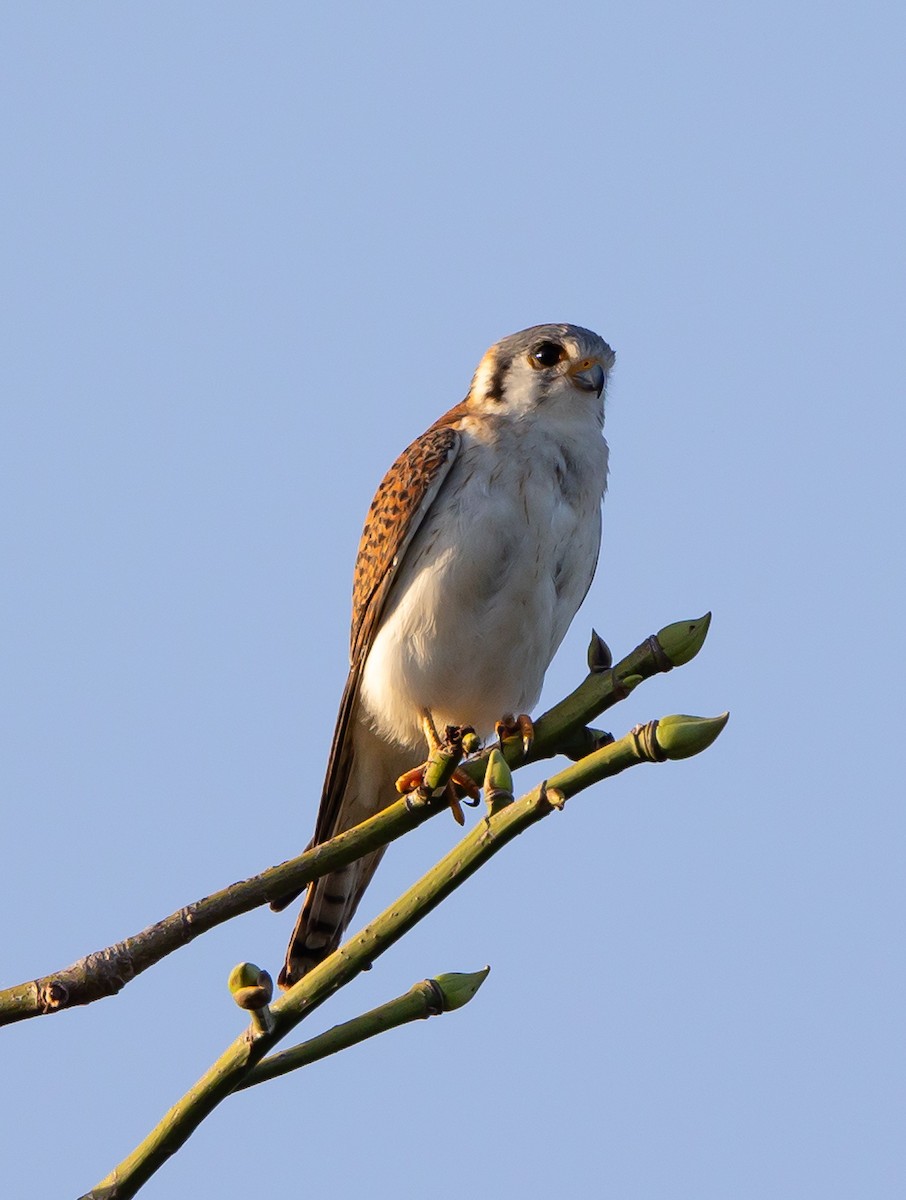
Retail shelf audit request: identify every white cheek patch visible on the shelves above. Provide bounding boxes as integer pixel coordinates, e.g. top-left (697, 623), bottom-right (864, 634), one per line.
top-left (497, 363), bottom-right (542, 414)
top-left (470, 351), bottom-right (498, 399)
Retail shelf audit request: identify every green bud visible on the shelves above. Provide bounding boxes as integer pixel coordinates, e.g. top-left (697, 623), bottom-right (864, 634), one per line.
top-left (229, 963), bottom-right (274, 1010)
top-left (655, 613), bottom-right (712, 667)
top-left (484, 748), bottom-right (513, 796)
top-left (654, 712), bottom-right (729, 760)
top-left (461, 729), bottom-right (482, 755)
top-left (587, 629), bottom-right (613, 672)
top-left (229, 962), bottom-right (264, 994)
top-left (432, 967), bottom-right (490, 1011)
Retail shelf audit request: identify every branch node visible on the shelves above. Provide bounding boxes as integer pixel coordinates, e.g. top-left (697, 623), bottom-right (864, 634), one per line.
top-left (630, 720), bottom-right (668, 763)
top-left (646, 634), bottom-right (674, 673)
top-left (538, 780), bottom-right (566, 813)
top-left (423, 977), bottom-right (446, 1016)
top-left (545, 786), bottom-right (566, 810)
top-left (39, 979), bottom-right (69, 1012)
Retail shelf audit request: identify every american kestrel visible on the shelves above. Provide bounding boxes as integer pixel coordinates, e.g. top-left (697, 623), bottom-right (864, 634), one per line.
top-left (276, 323), bottom-right (615, 987)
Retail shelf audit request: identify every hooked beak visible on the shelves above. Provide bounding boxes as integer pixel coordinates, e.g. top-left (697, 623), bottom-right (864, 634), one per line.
top-left (569, 359), bottom-right (606, 397)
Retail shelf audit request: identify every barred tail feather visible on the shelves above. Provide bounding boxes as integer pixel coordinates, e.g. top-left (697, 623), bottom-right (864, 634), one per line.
top-left (277, 850), bottom-right (385, 988)
top-left (277, 704), bottom-right (412, 989)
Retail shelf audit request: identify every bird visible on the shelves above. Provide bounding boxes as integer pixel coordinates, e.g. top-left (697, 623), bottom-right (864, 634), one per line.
top-left (275, 323), bottom-right (615, 987)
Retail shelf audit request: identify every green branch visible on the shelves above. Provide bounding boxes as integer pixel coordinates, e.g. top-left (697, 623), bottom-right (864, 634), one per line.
top-left (236, 968), bottom-right (490, 1090)
top-left (0, 614), bottom-right (710, 1027)
top-left (80, 709), bottom-right (728, 1200)
top-left (464, 612), bottom-right (712, 779)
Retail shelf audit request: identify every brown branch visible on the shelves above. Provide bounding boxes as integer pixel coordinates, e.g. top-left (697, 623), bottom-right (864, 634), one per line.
top-left (0, 788), bottom-right (449, 1026)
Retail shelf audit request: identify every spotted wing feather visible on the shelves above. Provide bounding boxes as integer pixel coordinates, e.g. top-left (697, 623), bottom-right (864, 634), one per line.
top-left (349, 421), bottom-right (461, 667)
top-left (274, 424), bottom-right (461, 982)
top-left (279, 421), bottom-right (461, 884)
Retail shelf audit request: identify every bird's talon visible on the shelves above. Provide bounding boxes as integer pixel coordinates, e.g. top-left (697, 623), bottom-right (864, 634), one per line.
top-left (395, 766), bottom-right (426, 794)
top-left (495, 713), bottom-right (535, 758)
top-left (451, 767), bottom-right (481, 801)
top-left (446, 781), bottom-right (466, 825)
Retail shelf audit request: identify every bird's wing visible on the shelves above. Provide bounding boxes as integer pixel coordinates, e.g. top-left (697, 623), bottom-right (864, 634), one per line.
top-left (311, 416), bottom-right (462, 847)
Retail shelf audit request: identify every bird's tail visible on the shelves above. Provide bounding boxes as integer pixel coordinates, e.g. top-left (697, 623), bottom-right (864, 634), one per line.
top-left (276, 700), bottom-right (413, 990)
top-left (277, 850), bottom-right (385, 988)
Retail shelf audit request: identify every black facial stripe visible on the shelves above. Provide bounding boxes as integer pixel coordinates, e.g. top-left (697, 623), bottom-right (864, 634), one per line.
top-left (485, 352), bottom-right (510, 403)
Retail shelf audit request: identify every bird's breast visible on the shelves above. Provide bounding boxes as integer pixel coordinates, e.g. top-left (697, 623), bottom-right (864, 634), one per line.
top-left (359, 419), bottom-right (607, 750)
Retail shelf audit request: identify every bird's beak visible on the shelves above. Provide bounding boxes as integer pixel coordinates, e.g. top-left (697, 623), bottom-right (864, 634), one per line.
top-left (569, 359), bottom-right (606, 397)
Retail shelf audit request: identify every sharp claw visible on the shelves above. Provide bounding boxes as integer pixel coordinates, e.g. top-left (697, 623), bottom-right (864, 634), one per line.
top-left (499, 710), bottom-right (535, 758)
top-left (495, 713), bottom-right (534, 758)
top-left (451, 767), bottom-right (481, 801)
top-left (446, 781), bottom-right (466, 825)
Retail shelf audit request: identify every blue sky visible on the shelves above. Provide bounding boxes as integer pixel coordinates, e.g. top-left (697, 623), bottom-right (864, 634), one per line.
top-left (3, 3), bottom-right (904, 1197)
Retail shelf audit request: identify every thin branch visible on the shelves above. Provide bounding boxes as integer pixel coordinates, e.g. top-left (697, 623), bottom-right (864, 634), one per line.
top-left (1, 614), bottom-right (710, 1026)
top-left (235, 968), bottom-right (490, 1090)
top-left (461, 612), bottom-right (711, 781)
top-left (80, 710), bottom-right (728, 1200)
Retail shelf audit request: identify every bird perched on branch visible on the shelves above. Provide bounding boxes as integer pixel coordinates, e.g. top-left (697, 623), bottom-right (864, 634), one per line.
top-left (275, 323), bottom-right (615, 987)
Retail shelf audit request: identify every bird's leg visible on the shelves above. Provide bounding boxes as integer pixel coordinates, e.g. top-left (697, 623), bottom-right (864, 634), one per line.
top-left (394, 711), bottom-right (446, 793)
top-left (395, 711), bottom-right (481, 825)
top-left (422, 710), bottom-right (444, 754)
top-left (495, 712), bottom-right (535, 758)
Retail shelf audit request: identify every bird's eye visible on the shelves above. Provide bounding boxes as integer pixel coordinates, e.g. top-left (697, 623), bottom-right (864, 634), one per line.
top-left (531, 341), bottom-right (566, 368)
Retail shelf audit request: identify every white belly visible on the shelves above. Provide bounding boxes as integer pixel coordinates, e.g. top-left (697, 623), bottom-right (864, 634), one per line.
top-left (359, 418), bottom-right (607, 751)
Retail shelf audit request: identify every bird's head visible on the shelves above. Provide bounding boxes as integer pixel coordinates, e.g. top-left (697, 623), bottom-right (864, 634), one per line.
top-left (467, 324), bottom-right (615, 424)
